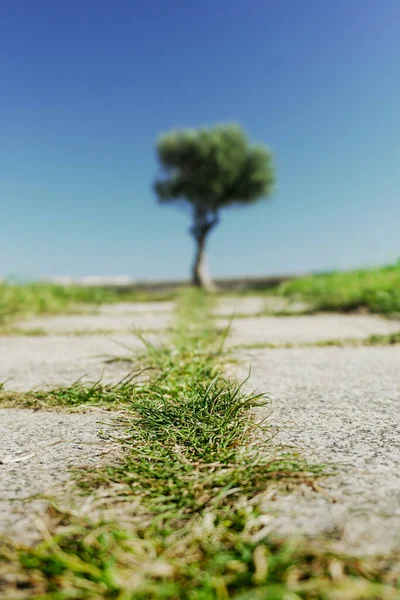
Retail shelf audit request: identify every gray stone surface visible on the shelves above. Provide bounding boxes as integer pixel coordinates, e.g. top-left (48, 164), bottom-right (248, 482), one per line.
top-left (0, 408), bottom-right (121, 543)
top-left (0, 301), bottom-right (169, 543)
top-left (214, 296), bottom-right (309, 316)
top-left (222, 313), bottom-right (400, 347)
top-left (231, 345), bottom-right (400, 555)
top-left (15, 312), bottom-right (171, 334)
top-left (0, 334), bottom-right (161, 391)
top-left (214, 296), bottom-right (269, 316)
top-left (97, 301), bottom-right (175, 314)
top-left (0, 302), bottom-right (172, 391)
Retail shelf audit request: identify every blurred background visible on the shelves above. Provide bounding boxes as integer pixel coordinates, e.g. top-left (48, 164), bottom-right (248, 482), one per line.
top-left (1, 0), bottom-right (400, 285)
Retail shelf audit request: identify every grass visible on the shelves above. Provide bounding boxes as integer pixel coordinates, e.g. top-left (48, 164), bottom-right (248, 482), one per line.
top-left (0, 371), bottom-right (151, 410)
top-left (276, 262), bottom-right (400, 315)
top-left (1, 289), bottom-right (399, 598)
top-left (0, 282), bottom-right (175, 325)
top-left (232, 331), bottom-right (400, 351)
top-left (3, 260), bottom-right (400, 330)
top-left (312, 331), bottom-right (400, 348)
top-left (213, 309), bottom-right (314, 320)
top-left (0, 327), bottom-right (168, 336)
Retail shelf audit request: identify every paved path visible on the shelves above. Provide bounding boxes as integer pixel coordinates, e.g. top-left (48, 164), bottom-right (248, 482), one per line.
top-left (0, 408), bottom-right (121, 543)
top-left (214, 296), bottom-right (309, 316)
top-left (16, 311), bottom-right (171, 334)
top-left (221, 313), bottom-right (400, 347)
top-left (231, 343), bottom-right (400, 556)
top-left (0, 334), bottom-right (163, 391)
top-left (0, 301), bottom-right (174, 542)
top-left (2, 296), bottom-right (400, 557)
top-left (96, 301), bottom-right (175, 314)
top-left (0, 301), bottom-right (173, 391)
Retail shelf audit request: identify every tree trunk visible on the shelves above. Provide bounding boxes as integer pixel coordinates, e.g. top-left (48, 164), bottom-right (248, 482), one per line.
top-left (192, 233), bottom-right (215, 291)
top-left (190, 208), bottom-right (219, 291)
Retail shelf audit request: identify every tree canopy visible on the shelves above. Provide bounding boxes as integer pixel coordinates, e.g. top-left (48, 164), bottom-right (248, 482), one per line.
top-left (154, 123), bottom-right (275, 213)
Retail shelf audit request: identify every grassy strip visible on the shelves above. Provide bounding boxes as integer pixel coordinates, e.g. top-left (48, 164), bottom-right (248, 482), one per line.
top-left (1, 290), bottom-right (399, 598)
top-left (232, 331), bottom-right (400, 351)
top-left (0, 282), bottom-right (175, 325)
top-left (0, 327), bottom-right (169, 337)
top-left (0, 371), bottom-right (149, 410)
top-left (213, 310), bottom-right (314, 319)
top-left (277, 262), bottom-right (400, 315)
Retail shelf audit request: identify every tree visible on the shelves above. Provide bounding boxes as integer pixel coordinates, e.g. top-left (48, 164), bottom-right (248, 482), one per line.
top-left (153, 123), bottom-right (275, 290)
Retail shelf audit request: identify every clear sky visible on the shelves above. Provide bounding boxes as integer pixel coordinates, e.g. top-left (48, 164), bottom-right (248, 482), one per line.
top-left (1, 0), bottom-right (400, 280)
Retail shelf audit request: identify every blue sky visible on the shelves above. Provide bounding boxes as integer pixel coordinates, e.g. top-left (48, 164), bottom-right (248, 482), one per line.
top-left (1, 0), bottom-right (400, 280)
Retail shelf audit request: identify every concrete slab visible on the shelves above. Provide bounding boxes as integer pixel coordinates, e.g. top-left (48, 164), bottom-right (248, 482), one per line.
top-left (222, 314), bottom-right (400, 347)
top-left (97, 301), bottom-right (175, 315)
top-left (214, 296), bottom-right (310, 316)
top-left (14, 312), bottom-right (171, 334)
top-left (0, 334), bottom-right (162, 391)
top-left (0, 408), bottom-right (121, 543)
top-left (231, 345), bottom-right (400, 555)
